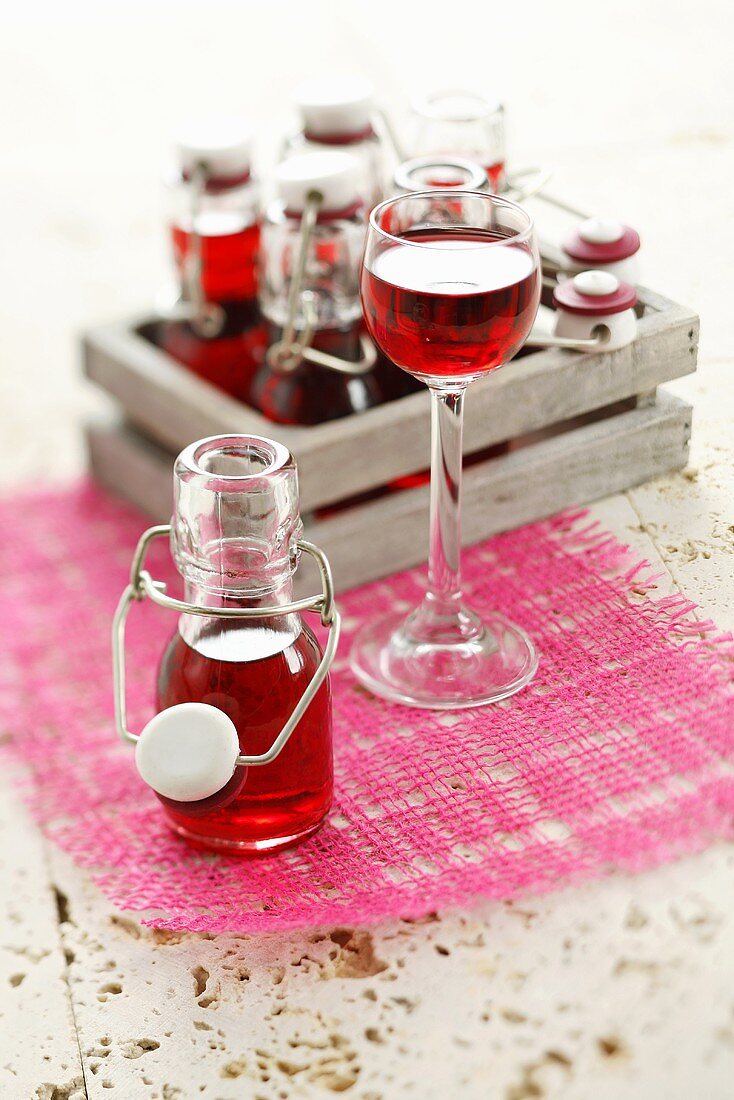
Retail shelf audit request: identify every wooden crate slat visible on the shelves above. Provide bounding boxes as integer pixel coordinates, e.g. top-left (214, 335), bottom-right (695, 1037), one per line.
top-left (86, 389), bottom-right (690, 596)
top-left (82, 285), bottom-right (698, 512)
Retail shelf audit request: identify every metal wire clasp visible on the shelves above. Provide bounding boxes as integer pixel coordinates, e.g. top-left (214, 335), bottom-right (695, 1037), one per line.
top-left (525, 324), bottom-right (612, 351)
top-left (266, 190), bottom-right (377, 378)
top-left (112, 525), bottom-right (340, 768)
top-left (503, 165), bottom-right (554, 205)
top-left (160, 161), bottom-right (227, 339)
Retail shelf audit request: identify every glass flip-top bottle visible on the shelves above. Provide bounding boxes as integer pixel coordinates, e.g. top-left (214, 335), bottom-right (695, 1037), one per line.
top-left (284, 75), bottom-right (385, 211)
top-left (113, 434), bottom-right (338, 854)
top-left (249, 150), bottom-right (385, 424)
top-left (155, 116), bottom-right (266, 401)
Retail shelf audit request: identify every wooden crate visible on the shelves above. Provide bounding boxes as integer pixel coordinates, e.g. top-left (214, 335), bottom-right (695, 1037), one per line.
top-left (83, 284), bottom-right (697, 510)
top-left (87, 386), bottom-right (691, 596)
top-left (83, 273), bottom-right (697, 593)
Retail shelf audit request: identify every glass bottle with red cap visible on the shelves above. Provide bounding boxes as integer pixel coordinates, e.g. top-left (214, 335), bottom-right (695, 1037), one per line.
top-left (561, 217), bottom-right (641, 284)
top-left (283, 76), bottom-right (385, 211)
top-left (150, 116), bottom-right (266, 401)
top-left (249, 150), bottom-right (386, 424)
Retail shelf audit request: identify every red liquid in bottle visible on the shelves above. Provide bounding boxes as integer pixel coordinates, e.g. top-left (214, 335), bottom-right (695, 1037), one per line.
top-left (156, 622), bottom-right (332, 853)
top-left (171, 220), bottom-right (260, 301)
top-left (486, 161), bottom-right (506, 192)
top-left (361, 227), bottom-right (539, 381)
top-left (148, 302), bottom-right (267, 403)
top-left (149, 216), bottom-right (266, 400)
top-left (424, 162), bottom-right (504, 191)
top-left (248, 320), bottom-right (384, 425)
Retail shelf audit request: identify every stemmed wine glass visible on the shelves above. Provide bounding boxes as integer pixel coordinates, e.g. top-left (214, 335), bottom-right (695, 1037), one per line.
top-left (351, 190), bottom-right (541, 709)
top-left (412, 91), bottom-right (507, 192)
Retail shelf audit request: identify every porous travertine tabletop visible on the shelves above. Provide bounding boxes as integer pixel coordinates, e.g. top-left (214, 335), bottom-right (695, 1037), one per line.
top-left (1, 3), bottom-right (732, 1096)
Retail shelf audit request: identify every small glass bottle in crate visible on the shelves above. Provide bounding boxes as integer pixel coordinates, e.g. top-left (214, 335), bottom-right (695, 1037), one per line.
top-left (249, 150), bottom-right (388, 424)
top-left (155, 117), bottom-right (266, 400)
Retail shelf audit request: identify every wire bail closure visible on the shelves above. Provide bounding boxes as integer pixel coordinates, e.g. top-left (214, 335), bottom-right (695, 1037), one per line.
top-left (503, 165), bottom-right (554, 205)
top-left (266, 190), bottom-right (377, 377)
top-left (160, 160), bottom-right (227, 339)
top-left (525, 324), bottom-right (612, 351)
top-left (112, 525), bottom-right (340, 768)
top-left (183, 162), bottom-right (227, 338)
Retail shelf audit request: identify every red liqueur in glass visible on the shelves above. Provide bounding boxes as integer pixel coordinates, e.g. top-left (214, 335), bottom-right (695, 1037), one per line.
top-left (411, 91), bottom-right (507, 197)
top-left (361, 227), bottom-right (539, 381)
top-left (350, 190), bottom-right (540, 710)
top-left (485, 161), bottom-right (506, 193)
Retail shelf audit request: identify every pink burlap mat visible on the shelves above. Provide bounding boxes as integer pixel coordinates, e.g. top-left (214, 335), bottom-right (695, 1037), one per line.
top-left (1, 483), bottom-right (732, 932)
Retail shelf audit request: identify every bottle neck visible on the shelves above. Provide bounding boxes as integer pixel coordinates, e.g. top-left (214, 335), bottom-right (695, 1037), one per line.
top-left (260, 210), bottom-right (364, 333)
top-left (178, 573), bottom-right (301, 662)
top-left (170, 435), bottom-right (303, 660)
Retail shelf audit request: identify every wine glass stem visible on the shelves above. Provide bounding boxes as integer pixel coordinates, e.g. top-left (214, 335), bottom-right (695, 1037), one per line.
top-left (426, 384), bottom-right (468, 616)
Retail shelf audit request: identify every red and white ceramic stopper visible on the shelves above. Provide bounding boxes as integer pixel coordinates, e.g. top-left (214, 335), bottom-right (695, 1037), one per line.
top-left (553, 270), bottom-right (638, 352)
top-left (276, 151), bottom-right (363, 215)
top-left (174, 115), bottom-right (253, 184)
top-left (562, 217), bottom-right (640, 284)
top-left (295, 76), bottom-right (374, 141)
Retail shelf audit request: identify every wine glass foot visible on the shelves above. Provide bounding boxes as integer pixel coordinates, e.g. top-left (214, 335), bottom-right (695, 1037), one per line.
top-left (350, 606), bottom-right (538, 710)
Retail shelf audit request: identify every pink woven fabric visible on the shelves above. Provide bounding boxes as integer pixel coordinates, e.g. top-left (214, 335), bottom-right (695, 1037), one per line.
top-left (1, 483), bottom-right (733, 933)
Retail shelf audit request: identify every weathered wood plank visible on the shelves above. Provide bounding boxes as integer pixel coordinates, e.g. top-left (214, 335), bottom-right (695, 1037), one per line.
top-left (86, 390), bottom-right (690, 595)
top-left (82, 286), bottom-right (698, 513)
top-left (308, 390), bottom-right (691, 591)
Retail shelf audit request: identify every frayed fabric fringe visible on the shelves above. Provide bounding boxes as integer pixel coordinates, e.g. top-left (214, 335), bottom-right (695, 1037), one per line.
top-left (1, 483), bottom-right (732, 933)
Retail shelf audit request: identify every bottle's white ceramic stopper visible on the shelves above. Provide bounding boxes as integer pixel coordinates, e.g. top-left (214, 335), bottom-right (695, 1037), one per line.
top-left (295, 75), bottom-right (374, 137)
top-left (174, 116), bottom-right (253, 179)
top-left (276, 151), bottom-right (362, 212)
top-left (578, 217), bottom-right (624, 245)
top-left (573, 270), bottom-right (620, 297)
top-left (135, 703), bottom-right (240, 802)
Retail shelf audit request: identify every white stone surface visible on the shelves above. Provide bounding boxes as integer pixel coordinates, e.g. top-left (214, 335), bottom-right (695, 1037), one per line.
top-left (0, 769), bottom-right (85, 1100)
top-left (1, 1), bottom-right (733, 1097)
